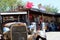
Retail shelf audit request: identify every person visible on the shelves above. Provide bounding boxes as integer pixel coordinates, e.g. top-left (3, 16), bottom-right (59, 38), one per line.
top-left (27, 28), bottom-right (31, 35)
top-left (3, 27), bottom-right (10, 34)
top-left (28, 22), bottom-right (36, 35)
top-left (36, 21), bottom-right (46, 40)
top-left (57, 24), bottom-right (60, 31)
top-left (48, 21), bottom-right (56, 31)
top-left (3, 27), bottom-right (10, 40)
top-left (36, 30), bottom-right (46, 40)
top-left (0, 32), bottom-right (2, 40)
top-left (36, 35), bottom-right (46, 40)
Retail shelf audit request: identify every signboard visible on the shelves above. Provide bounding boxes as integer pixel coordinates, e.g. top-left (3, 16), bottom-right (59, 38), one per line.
top-left (1, 12), bottom-right (27, 15)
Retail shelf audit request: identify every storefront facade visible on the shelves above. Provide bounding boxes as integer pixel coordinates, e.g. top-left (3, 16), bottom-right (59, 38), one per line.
top-left (28, 8), bottom-right (60, 31)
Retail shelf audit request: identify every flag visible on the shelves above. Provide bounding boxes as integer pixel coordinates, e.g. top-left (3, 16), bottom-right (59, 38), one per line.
top-left (25, 1), bottom-right (33, 9)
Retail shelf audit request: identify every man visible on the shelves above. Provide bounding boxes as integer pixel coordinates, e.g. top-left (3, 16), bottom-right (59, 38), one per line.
top-left (28, 22), bottom-right (36, 35)
top-left (36, 30), bottom-right (46, 40)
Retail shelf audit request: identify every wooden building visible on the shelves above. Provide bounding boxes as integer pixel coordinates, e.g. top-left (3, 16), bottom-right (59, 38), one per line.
top-left (28, 8), bottom-right (60, 24)
top-left (26, 8), bottom-right (60, 31)
top-left (1, 11), bottom-right (28, 27)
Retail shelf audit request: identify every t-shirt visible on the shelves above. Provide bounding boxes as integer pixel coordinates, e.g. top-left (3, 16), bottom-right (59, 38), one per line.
top-left (3, 27), bottom-right (10, 33)
top-left (37, 30), bottom-right (46, 38)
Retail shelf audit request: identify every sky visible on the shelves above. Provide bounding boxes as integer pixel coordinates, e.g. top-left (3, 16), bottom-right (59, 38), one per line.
top-left (22, 0), bottom-right (60, 13)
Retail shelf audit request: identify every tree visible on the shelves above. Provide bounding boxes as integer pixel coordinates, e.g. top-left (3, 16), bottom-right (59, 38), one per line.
top-left (0, 0), bottom-right (24, 12)
top-left (45, 5), bottom-right (58, 13)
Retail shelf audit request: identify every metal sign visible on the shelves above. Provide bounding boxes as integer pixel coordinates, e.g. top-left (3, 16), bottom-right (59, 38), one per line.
top-left (1, 12), bottom-right (27, 15)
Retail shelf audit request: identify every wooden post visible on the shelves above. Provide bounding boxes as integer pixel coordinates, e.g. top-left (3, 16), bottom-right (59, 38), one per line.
top-left (18, 15), bottom-right (20, 22)
top-left (0, 14), bottom-right (3, 40)
top-left (42, 14), bottom-right (44, 22)
top-left (27, 10), bottom-right (30, 25)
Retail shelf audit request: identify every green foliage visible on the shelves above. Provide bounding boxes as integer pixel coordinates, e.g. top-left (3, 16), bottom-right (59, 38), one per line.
top-left (16, 0), bottom-right (25, 6)
top-left (0, 0), bottom-right (24, 12)
top-left (45, 5), bottom-right (58, 13)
